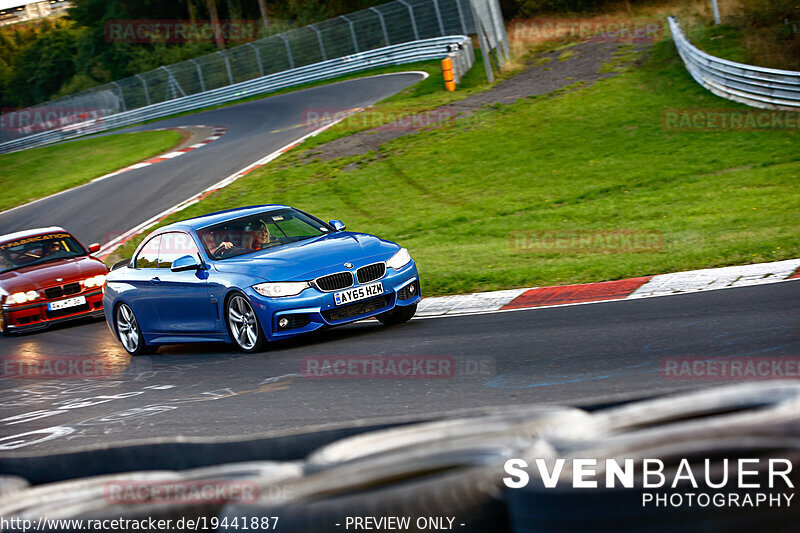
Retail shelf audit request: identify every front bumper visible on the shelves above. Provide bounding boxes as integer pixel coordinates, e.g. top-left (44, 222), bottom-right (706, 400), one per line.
top-left (2, 290), bottom-right (105, 333)
top-left (245, 261), bottom-right (421, 341)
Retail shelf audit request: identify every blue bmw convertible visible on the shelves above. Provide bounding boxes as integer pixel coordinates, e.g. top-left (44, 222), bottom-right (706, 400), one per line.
top-left (104, 205), bottom-right (420, 355)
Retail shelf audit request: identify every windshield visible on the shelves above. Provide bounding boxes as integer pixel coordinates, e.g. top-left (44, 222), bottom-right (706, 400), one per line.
top-left (197, 208), bottom-right (332, 260)
top-left (0, 232), bottom-right (87, 274)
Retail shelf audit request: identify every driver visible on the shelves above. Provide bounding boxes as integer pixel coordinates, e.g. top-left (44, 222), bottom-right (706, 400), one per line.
top-left (201, 233), bottom-right (234, 257)
top-left (45, 241), bottom-right (63, 255)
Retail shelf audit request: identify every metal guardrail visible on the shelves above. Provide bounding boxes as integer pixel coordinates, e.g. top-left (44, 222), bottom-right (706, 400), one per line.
top-left (450, 38), bottom-right (475, 84)
top-left (669, 16), bottom-right (800, 110)
top-left (0, 36), bottom-right (473, 154)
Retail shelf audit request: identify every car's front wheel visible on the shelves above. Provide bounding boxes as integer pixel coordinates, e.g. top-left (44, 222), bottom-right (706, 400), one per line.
top-left (116, 303), bottom-right (155, 356)
top-left (377, 303), bottom-right (417, 326)
top-left (227, 293), bottom-right (266, 353)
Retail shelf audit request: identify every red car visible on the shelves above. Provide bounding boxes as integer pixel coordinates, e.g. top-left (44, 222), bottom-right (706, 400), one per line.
top-left (0, 227), bottom-right (109, 334)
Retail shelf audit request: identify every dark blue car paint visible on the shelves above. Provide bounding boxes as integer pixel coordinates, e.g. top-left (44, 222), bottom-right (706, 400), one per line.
top-left (103, 205), bottom-right (420, 346)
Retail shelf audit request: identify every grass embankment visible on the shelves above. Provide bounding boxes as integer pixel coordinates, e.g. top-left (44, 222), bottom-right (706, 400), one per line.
top-left (0, 130), bottom-right (183, 213)
top-left (113, 34), bottom-right (800, 296)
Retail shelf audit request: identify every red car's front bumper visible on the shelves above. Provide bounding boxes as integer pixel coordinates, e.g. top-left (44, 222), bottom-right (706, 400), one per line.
top-left (1, 289), bottom-right (105, 333)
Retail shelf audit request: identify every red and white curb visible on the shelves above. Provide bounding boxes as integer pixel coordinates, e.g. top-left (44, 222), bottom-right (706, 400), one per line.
top-left (415, 259), bottom-right (800, 318)
top-left (90, 126), bottom-right (227, 183)
top-left (97, 112), bottom-right (361, 260)
top-left (0, 126), bottom-right (227, 217)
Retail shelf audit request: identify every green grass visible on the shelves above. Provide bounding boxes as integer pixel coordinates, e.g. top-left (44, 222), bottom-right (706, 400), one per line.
top-left (0, 130), bottom-right (182, 213)
top-left (112, 38), bottom-right (800, 295)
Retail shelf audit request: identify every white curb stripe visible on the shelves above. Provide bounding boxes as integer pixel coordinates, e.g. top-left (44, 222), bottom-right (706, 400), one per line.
top-left (413, 259), bottom-right (800, 320)
top-left (417, 288), bottom-right (529, 317)
top-left (630, 259), bottom-right (800, 298)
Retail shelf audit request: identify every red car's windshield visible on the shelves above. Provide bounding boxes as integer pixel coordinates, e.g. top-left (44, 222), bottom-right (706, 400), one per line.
top-left (0, 232), bottom-right (87, 274)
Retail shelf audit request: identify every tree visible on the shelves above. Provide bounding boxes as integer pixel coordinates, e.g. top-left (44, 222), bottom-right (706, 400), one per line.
top-left (206, 0), bottom-right (226, 50)
top-left (257, 0), bottom-right (270, 31)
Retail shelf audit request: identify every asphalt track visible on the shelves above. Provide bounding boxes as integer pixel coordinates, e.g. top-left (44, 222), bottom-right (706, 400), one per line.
top-left (0, 280), bottom-right (797, 453)
top-left (0, 72), bottom-right (428, 245)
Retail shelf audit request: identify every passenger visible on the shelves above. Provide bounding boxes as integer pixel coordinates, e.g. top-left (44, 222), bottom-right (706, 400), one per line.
top-left (247, 221), bottom-right (275, 251)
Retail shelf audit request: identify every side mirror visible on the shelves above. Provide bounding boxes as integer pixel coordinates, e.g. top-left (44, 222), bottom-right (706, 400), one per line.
top-left (88, 243), bottom-right (101, 254)
top-left (329, 220), bottom-right (346, 232)
top-left (171, 255), bottom-right (203, 272)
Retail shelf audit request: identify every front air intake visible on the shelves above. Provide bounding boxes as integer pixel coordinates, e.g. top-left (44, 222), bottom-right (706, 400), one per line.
top-left (314, 272), bottom-right (354, 292)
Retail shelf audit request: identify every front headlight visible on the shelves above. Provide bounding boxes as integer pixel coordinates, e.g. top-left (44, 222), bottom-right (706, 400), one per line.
top-left (253, 281), bottom-right (310, 298)
top-left (386, 248), bottom-right (412, 270)
top-left (84, 274), bottom-right (107, 288)
top-left (9, 291), bottom-right (38, 304)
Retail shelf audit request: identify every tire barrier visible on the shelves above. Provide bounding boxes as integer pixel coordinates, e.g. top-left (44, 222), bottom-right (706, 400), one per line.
top-left (0, 475), bottom-right (29, 498)
top-left (2, 382), bottom-right (799, 531)
top-left (305, 405), bottom-right (591, 471)
top-left (0, 419), bottom-right (427, 484)
top-left (0, 464), bottom-right (302, 533)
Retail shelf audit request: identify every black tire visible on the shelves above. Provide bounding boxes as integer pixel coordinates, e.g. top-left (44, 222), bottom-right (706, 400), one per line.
top-left (0, 311), bottom-right (10, 336)
top-left (377, 303), bottom-right (417, 326)
top-left (226, 293), bottom-right (267, 353)
top-left (115, 303), bottom-right (156, 356)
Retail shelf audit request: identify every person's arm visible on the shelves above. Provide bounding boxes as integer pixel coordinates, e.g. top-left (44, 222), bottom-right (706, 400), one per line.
top-left (211, 241), bottom-right (234, 255)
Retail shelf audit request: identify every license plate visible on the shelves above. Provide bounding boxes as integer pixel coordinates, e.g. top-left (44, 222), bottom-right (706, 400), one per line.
top-left (48, 296), bottom-right (86, 311)
top-left (334, 282), bottom-right (383, 305)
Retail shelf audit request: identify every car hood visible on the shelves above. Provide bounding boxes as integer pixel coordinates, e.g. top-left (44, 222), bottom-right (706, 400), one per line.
top-left (212, 232), bottom-right (400, 281)
top-left (0, 256), bottom-right (108, 296)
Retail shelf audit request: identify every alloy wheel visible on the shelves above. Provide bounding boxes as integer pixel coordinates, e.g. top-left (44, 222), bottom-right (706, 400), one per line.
top-left (228, 294), bottom-right (260, 351)
top-left (116, 304), bottom-right (140, 353)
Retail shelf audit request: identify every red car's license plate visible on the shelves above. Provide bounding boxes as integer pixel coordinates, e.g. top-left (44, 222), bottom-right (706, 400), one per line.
top-left (48, 296), bottom-right (86, 311)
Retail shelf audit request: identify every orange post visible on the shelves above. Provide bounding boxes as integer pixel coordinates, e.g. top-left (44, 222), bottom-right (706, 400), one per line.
top-left (442, 57), bottom-right (456, 91)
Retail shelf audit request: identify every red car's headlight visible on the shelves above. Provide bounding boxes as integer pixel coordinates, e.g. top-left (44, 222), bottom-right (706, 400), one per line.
top-left (84, 275), bottom-right (107, 288)
top-left (8, 291), bottom-right (38, 304)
